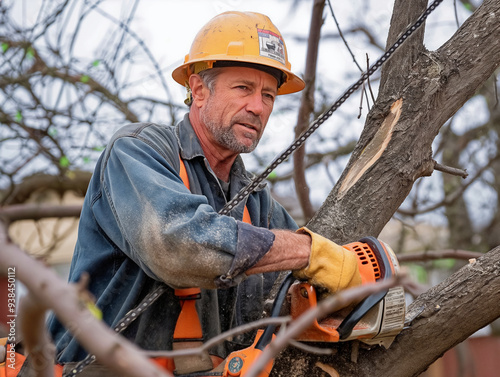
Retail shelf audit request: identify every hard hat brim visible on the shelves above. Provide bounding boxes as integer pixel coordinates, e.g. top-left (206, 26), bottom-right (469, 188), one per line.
top-left (172, 57), bottom-right (305, 95)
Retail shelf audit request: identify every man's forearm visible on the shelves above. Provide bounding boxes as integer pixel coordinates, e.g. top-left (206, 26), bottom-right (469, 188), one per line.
top-left (245, 229), bottom-right (311, 275)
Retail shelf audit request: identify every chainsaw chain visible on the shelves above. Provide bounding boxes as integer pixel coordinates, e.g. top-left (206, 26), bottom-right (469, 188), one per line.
top-left (62, 285), bottom-right (168, 377)
top-left (67, 1), bottom-right (443, 375)
top-left (219, 0), bottom-right (443, 216)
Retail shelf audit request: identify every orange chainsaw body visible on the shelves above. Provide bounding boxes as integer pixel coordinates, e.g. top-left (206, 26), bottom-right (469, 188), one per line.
top-left (221, 237), bottom-right (406, 377)
top-left (290, 239), bottom-right (405, 346)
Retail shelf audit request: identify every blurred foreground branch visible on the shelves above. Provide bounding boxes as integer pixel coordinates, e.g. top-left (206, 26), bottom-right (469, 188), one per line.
top-left (0, 220), bottom-right (172, 377)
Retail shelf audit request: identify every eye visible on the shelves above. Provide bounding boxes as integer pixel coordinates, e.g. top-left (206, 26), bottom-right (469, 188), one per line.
top-left (263, 93), bottom-right (275, 102)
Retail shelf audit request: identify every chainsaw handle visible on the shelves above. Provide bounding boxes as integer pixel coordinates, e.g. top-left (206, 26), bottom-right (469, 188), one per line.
top-left (255, 272), bottom-right (294, 351)
top-left (337, 236), bottom-right (393, 340)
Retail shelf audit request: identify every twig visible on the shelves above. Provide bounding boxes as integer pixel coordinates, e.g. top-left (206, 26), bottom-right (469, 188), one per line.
top-left (326, 0), bottom-right (363, 72)
top-left (494, 74), bottom-right (499, 108)
top-left (434, 161), bottom-right (468, 178)
top-left (398, 154), bottom-right (499, 216)
top-left (453, 0), bottom-right (460, 28)
top-left (358, 82), bottom-right (365, 118)
top-left (245, 276), bottom-right (409, 377)
top-left (145, 316), bottom-right (291, 359)
top-left (366, 54), bottom-right (376, 103)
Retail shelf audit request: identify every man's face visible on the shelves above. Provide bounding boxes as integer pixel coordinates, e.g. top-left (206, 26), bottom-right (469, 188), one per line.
top-left (199, 66), bottom-right (278, 154)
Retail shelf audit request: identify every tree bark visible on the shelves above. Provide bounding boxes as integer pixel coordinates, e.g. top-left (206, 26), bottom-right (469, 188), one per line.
top-left (272, 0), bottom-right (500, 375)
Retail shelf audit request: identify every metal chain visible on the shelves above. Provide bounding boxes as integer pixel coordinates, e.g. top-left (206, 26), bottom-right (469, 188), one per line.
top-left (219, 0), bottom-right (444, 216)
top-left (67, 1), bottom-right (443, 375)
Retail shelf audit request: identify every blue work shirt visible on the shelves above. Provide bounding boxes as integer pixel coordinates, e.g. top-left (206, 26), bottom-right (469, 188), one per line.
top-left (48, 114), bottom-right (298, 362)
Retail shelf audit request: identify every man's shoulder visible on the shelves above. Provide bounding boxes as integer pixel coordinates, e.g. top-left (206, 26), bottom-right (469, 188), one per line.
top-left (98, 122), bottom-right (181, 174)
top-left (107, 122), bottom-right (178, 154)
top-left (111, 122), bottom-right (176, 143)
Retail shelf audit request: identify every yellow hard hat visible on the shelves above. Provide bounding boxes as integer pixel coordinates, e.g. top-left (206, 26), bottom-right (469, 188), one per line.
top-left (172, 11), bottom-right (305, 95)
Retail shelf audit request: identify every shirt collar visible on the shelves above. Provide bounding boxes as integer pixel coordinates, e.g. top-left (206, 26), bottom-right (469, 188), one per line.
top-left (175, 113), bottom-right (255, 186)
top-left (176, 113), bottom-right (205, 160)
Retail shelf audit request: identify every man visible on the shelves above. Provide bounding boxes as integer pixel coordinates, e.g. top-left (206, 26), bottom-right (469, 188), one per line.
top-left (47, 11), bottom-right (361, 374)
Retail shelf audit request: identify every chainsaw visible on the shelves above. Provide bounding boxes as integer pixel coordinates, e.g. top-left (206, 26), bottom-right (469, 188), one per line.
top-left (222, 236), bottom-right (406, 377)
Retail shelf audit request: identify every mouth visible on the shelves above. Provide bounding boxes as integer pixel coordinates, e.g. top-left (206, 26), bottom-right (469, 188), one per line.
top-left (236, 122), bottom-right (259, 134)
top-left (242, 123), bottom-right (257, 130)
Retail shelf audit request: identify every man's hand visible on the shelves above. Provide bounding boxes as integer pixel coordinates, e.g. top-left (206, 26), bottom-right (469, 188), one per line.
top-left (293, 227), bottom-right (362, 293)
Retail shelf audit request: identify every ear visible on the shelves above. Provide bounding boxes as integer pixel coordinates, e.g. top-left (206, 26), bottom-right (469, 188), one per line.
top-left (189, 74), bottom-right (209, 108)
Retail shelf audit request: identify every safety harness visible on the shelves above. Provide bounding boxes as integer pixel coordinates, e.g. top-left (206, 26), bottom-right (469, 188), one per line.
top-left (170, 158), bottom-right (252, 375)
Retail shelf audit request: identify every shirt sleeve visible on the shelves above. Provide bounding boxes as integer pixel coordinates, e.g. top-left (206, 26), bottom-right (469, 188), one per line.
top-left (97, 136), bottom-right (274, 289)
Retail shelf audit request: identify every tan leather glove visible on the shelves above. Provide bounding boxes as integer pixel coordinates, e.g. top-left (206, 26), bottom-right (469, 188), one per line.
top-left (293, 227), bottom-right (362, 293)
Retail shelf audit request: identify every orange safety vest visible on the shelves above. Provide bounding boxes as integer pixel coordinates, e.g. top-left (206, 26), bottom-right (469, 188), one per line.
top-left (178, 157), bottom-right (251, 223)
top-left (171, 157), bottom-right (251, 374)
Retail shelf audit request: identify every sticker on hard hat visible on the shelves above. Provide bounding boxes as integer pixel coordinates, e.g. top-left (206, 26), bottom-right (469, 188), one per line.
top-left (257, 29), bottom-right (286, 65)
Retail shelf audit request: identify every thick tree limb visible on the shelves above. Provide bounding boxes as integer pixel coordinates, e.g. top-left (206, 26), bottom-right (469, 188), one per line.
top-left (271, 247), bottom-right (500, 377)
top-left (250, 275), bottom-right (410, 377)
top-left (354, 246), bottom-right (500, 377)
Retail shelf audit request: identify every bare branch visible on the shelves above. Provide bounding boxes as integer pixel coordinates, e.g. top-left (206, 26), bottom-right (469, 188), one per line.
top-left (288, 339), bottom-right (335, 356)
top-left (293, 0), bottom-right (325, 222)
top-left (397, 249), bottom-right (483, 263)
top-left (398, 154), bottom-right (500, 216)
top-left (0, 204), bottom-right (81, 223)
top-left (326, 0), bottom-right (363, 72)
top-left (433, 161), bottom-right (468, 179)
top-left (145, 316), bottom-right (291, 359)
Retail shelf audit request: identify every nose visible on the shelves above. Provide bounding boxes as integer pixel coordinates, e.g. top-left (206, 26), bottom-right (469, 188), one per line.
top-left (245, 92), bottom-right (264, 116)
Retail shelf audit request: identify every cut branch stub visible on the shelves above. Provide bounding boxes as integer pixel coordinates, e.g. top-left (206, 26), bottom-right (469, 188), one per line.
top-left (338, 98), bottom-right (403, 198)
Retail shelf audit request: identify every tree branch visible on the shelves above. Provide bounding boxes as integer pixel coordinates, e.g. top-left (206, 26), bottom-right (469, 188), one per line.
top-left (433, 161), bottom-right (468, 179)
top-left (18, 291), bottom-right (56, 377)
top-left (356, 247), bottom-right (500, 377)
top-left (0, 204), bottom-right (81, 223)
top-left (397, 249), bottom-right (483, 263)
top-left (0, 220), bottom-right (172, 377)
top-left (293, 0), bottom-right (325, 222)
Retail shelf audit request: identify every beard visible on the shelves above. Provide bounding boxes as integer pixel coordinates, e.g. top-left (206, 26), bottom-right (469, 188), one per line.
top-left (201, 100), bottom-right (263, 154)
